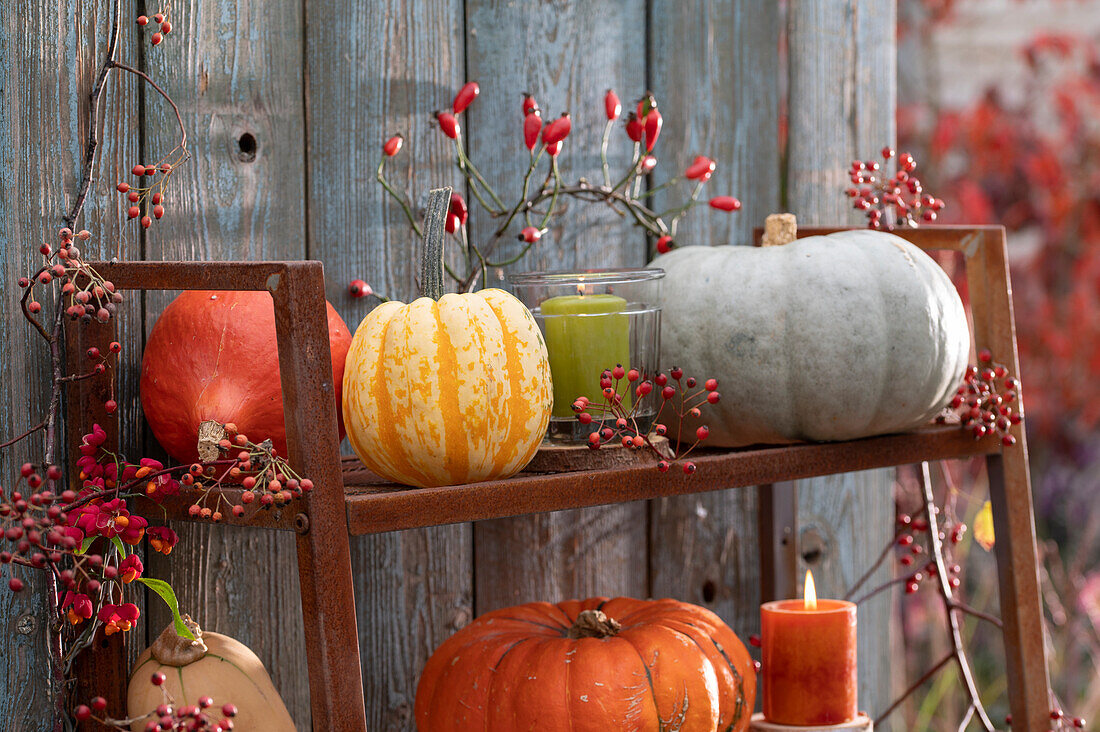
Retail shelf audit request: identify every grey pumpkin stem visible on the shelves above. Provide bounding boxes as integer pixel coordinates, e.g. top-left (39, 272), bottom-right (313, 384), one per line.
top-left (419, 186), bottom-right (452, 301)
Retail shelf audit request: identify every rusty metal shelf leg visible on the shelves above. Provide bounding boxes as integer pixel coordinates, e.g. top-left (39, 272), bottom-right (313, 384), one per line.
top-left (988, 448), bottom-right (1051, 731)
top-left (270, 263), bottom-right (366, 730)
top-left (758, 482), bottom-right (799, 603)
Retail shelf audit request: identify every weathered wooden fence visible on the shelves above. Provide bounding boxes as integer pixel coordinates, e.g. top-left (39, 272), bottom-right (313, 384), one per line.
top-left (0, 1), bottom-right (897, 728)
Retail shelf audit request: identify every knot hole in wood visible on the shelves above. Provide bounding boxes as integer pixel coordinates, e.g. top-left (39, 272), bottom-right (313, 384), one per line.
top-left (800, 524), bottom-right (828, 567)
top-left (237, 132), bottom-right (257, 162)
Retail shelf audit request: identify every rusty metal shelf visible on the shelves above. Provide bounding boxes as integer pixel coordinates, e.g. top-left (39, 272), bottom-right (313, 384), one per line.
top-left (144, 424), bottom-right (1000, 536)
top-left (72, 226), bottom-right (1053, 731)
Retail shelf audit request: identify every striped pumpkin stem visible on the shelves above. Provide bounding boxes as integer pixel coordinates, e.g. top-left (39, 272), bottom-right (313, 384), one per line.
top-left (420, 186), bottom-right (451, 300)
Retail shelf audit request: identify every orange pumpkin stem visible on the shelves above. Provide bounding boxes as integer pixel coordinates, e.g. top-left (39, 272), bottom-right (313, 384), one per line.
top-left (566, 609), bottom-right (622, 639)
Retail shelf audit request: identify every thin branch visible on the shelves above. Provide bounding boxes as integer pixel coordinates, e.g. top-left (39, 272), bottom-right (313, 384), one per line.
top-left (922, 462), bottom-right (997, 732)
top-left (874, 653), bottom-right (953, 725)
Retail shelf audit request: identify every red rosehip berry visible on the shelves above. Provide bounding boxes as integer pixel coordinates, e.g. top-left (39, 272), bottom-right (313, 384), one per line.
top-left (153, 13), bottom-right (165, 23)
top-left (382, 134), bottom-right (403, 157)
top-left (127, 190), bottom-right (140, 203)
top-left (682, 462), bottom-right (696, 475)
top-left (670, 367), bottom-right (683, 380)
top-left (709, 196), bottom-right (742, 212)
top-left (706, 391), bottom-right (721, 404)
top-left (696, 426), bottom-right (709, 441)
top-left (882, 146), bottom-right (895, 159)
top-left (655, 235), bottom-right (673, 254)
top-left (75, 705), bottom-right (92, 721)
top-left (661, 386), bottom-right (676, 400)
top-left (624, 112), bottom-right (644, 143)
top-left (656, 460), bottom-right (670, 472)
top-left (640, 154), bottom-right (657, 174)
top-left (448, 192), bottom-right (468, 227)
top-left (519, 226), bottom-right (542, 244)
top-left (104, 400), bottom-right (118, 414)
top-left (92, 697), bottom-right (108, 712)
top-left (137, 15), bottom-right (149, 25)
top-left (631, 435), bottom-right (644, 448)
top-left (152, 672), bottom-right (167, 686)
top-left (435, 111), bottom-right (459, 139)
top-left (541, 113), bottom-right (572, 146)
top-left (141, 215), bottom-right (152, 229)
top-left (452, 81), bottom-right (480, 114)
top-left (222, 704), bottom-right (238, 717)
top-left (545, 140), bottom-right (563, 156)
top-left (612, 365), bottom-right (625, 379)
top-left (150, 32), bottom-right (163, 45)
top-left (523, 111), bottom-right (542, 151)
top-left (109, 341), bottom-right (121, 353)
top-left (978, 348), bottom-right (992, 363)
top-left (522, 93), bottom-right (539, 117)
top-left (161, 21), bottom-right (172, 34)
top-left (685, 156), bottom-right (717, 181)
top-left (27, 302), bottom-right (41, 314)
top-left (348, 279), bottom-right (372, 298)
top-left (127, 206), bottom-right (140, 219)
top-left (604, 89), bottom-right (622, 121)
top-left (116, 182), bottom-right (130, 193)
top-left (8, 578), bottom-right (24, 592)
top-left (704, 378), bottom-right (718, 391)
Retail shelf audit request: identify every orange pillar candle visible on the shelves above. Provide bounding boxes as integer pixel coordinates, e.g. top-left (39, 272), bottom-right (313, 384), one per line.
top-left (761, 571), bottom-right (858, 725)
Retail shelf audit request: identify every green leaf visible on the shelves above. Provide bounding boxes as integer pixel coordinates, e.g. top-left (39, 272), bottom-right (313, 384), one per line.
top-left (75, 536), bottom-right (95, 556)
top-left (139, 578), bottom-right (194, 640)
top-left (109, 536), bottom-right (128, 559)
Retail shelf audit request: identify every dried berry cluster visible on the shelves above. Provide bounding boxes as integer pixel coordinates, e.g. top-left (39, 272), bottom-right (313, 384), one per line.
top-left (940, 349), bottom-right (1022, 444)
top-left (847, 147), bottom-right (945, 230)
top-left (372, 83), bottom-right (740, 297)
top-left (572, 366), bottom-right (720, 474)
top-left (184, 422), bottom-right (315, 521)
top-left (136, 9), bottom-right (174, 46)
top-left (76, 672), bottom-right (238, 731)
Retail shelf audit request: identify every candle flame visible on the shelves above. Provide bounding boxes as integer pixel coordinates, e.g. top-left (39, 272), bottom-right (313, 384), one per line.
top-left (804, 570), bottom-right (818, 610)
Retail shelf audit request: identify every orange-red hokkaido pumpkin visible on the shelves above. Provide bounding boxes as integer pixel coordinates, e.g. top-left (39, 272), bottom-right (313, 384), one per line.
top-left (141, 291), bottom-right (352, 463)
top-left (415, 597), bottom-right (756, 732)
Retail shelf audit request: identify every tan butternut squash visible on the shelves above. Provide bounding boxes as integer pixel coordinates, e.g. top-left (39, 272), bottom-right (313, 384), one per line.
top-left (127, 617), bottom-right (295, 731)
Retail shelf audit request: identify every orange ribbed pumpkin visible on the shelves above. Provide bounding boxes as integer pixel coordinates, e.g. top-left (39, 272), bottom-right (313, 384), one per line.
top-left (140, 290), bottom-right (351, 463)
top-left (415, 597), bottom-right (756, 732)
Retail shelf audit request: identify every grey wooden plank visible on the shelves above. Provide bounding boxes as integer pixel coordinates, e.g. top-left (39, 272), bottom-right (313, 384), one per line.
top-left (139, 0), bottom-right (311, 726)
top-left (0, 0), bottom-right (140, 727)
top-left (646, 0), bottom-right (780, 643)
top-left (464, 0), bottom-right (650, 616)
top-left (787, 1), bottom-right (898, 726)
top-left (303, 1), bottom-right (472, 728)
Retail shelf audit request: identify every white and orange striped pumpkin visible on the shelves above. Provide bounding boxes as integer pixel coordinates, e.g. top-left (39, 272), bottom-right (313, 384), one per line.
top-left (342, 289), bottom-right (552, 488)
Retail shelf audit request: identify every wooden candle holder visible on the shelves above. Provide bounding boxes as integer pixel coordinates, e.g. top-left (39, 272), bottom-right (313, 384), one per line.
top-left (750, 712), bottom-right (873, 731)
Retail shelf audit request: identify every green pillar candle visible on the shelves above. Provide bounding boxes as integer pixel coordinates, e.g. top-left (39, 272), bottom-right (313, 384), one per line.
top-left (540, 293), bottom-right (630, 418)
